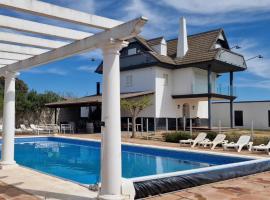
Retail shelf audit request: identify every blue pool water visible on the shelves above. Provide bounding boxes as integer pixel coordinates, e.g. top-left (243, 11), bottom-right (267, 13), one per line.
top-left (6, 137), bottom-right (252, 184)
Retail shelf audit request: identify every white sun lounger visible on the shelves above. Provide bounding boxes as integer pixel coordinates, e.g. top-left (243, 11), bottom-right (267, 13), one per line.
top-left (30, 124), bottom-right (45, 135)
top-left (252, 140), bottom-right (270, 155)
top-left (179, 132), bottom-right (207, 148)
top-left (223, 135), bottom-right (252, 152)
top-left (20, 124), bottom-right (33, 134)
top-left (198, 134), bottom-right (227, 150)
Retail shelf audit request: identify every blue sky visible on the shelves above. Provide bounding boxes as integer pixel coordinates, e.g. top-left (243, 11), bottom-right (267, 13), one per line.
top-left (6, 0), bottom-right (270, 100)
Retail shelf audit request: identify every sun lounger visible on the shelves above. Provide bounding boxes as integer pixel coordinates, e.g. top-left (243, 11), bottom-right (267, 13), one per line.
top-left (20, 124), bottom-right (33, 134)
top-left (198, 134), bottom-right (227, 150)
top-left (30, 124), bottom-right (45, 135)
top-left (252, 140), bottom-right (270, 155)
top-left (223, 135), bottom-right (252, 152)
top-left (179, 132), bottom-right (207, 148)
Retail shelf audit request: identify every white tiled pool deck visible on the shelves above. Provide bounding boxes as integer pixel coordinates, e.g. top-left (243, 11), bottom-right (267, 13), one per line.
top-left (0, 165), bottom-right (97, 200)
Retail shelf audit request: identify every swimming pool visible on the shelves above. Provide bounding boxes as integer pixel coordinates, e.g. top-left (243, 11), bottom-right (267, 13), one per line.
top-left (4, 136), bottom-right (270, 198)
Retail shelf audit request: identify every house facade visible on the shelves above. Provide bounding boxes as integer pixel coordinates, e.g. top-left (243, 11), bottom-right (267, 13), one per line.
top-left (212, 101), bottom-right (270, 130)
top-left (96, 17), bottom-right (246, 130)
top-left (47, 18), bottom-right (247, 132)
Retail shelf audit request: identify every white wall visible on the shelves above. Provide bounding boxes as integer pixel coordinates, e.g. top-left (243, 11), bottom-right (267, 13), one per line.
top-left (120, 67), bottom-right (155, 93)
top-left (212, 102), bottom-right (270, 130)
top-left (120, 66), bottom-right (212, 119)
top-left (155, 67), bottom-right (177, 117)
top-left (172, 68), bottom-right (194, 95)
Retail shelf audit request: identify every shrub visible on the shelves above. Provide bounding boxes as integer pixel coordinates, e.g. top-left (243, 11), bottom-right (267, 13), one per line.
top-left (164, 132), bottom-right (191, 143)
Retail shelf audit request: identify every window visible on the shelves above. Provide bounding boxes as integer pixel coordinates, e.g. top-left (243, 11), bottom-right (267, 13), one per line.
top-left (80, 107), bottom-right (89, 118)
top-left (125, 75), bottom-right (133, 87)
top-left (234, 110), bottom-right (243, 126)
top-left (127, 48), bottom-right (137, 56)
top-left (163, 73), bottom-right (168, 86)
top-left (268, 110), bottom-right (270, 127)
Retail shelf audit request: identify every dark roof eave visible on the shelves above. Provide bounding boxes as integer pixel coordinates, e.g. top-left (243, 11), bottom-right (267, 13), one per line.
top-left (172, 93), bottom-right (236, 100)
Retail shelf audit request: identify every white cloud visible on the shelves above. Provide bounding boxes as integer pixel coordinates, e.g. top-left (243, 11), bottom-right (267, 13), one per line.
top-left (122, 0), bottom-right (169, 38)
top-left (159, 0), bottom-right (270, 27)
top-left (162, 0), bottom-right (270, 14)
top-left (236, 77), bottom-right (270, 90)
top-left (25, 68), bottom-right (68, 76)
top-left (77, 65), bottom-right (96, 73)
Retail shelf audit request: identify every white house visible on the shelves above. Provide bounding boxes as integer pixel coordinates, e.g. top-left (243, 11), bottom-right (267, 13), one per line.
top-left (212, 101), bottom-right (270, 130)
top-left (48, 18), bottom-right (247, 132)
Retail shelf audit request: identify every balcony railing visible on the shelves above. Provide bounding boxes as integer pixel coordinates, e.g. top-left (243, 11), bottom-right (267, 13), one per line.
top-left (192, 84), bottom-right (237, 96)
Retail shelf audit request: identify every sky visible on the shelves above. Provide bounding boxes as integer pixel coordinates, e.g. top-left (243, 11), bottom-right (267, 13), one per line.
top-left (2, 0), bottom-right (270, 100)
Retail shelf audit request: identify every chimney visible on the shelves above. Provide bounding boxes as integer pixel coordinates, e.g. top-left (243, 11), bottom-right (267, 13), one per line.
top-left (177, 17), bottom-right (188, 58)
top-left (152, 38), bottom-right (167, 56)
top-left (96, 82), bottom-right (100, 95)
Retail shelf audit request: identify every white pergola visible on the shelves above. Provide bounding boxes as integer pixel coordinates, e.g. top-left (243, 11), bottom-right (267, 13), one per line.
top-left (0, 1), bottom-right (147, 199)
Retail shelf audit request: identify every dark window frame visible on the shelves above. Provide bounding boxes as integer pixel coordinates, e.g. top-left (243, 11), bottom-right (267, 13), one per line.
top-left (234, 110), bottom-right (243, 126)
top-left (268, 110), bottom-right (270, 127)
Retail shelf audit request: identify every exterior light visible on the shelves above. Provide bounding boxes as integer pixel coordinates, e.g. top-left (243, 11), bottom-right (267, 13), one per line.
top-left (230, 45), bottom-right (241, 50)
top-left (246, 55), bottom-right (263, 62)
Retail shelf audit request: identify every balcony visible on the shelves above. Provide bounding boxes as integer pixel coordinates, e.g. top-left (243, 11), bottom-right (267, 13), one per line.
top-left (120, 52), bottom-right (157, 70)
top-left (191, 84), bottom-right (236, 96)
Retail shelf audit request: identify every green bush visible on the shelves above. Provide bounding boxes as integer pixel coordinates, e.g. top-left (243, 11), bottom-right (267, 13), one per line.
top-left (164, 132), bottom-right (191, 143)
top-left (203, 131), bottom-right (218, 140)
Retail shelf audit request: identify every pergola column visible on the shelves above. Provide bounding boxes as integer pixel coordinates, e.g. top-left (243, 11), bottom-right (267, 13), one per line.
top-left (207, 65), bottom-right (212, 129)
top-left (230, 72), bottom-right (234, 128)
top-left (0, 71), bottom-right (18, 166)
top-left (99, 40), bottom-right (128, 200)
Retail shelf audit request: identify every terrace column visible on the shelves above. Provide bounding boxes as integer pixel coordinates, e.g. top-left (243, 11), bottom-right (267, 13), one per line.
top-left (230, 72), bottom-right (234, 128)
top-left (99, 40), bottom-right (128, 200)
top-left (0, 71), bottom-right (18, 167)
top-left (207, 65), bottom-right (212, 129)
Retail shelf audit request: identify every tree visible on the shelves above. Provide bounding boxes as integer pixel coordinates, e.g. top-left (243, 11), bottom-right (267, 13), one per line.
top-left (0, 77), bottom-right (63, 125)
top-left (121, 95), bottom-right (152, 138)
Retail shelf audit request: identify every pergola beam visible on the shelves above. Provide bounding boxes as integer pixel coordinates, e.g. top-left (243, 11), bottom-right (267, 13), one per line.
top-left (0, 32), bottom-right (69, 49)
top-left (0, 52), bottom-right (32, 60)
top-left (0, 17), bottom-right (147, 74)
top-left (0, 0), bottom-right (123, 29)
top-left (0, 59), bottom-right (16, 65)
top-left (0, 43), bottom-right (48, 55)
top-left (0, 14), bottom-right (93, 40)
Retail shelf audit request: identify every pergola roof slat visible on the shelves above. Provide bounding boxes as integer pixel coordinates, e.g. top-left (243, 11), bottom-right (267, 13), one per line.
top-left (0, 0), bottom-right (123, 29)
top-left (0, 58), bottom-right (16, 65)
top-left (0, 31), bottom-right (69, 49)
top-left (0, 52), bottom-right (32, 60)
top-left (0, 14), bottom-right (93, 40)
top-left (0, 16), bottom-right (147, 74)
top-left (0, 43), bottom-right (48, 55)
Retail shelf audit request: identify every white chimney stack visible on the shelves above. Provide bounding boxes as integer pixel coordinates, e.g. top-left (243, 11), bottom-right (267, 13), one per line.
top-left (177, 17), bottom-right (188, 58)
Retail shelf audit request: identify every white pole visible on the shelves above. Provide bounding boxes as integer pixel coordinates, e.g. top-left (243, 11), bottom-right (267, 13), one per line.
top-left (141, 117), bottom-right (143, 136)
top-left (146, 118), bottom-right (149, 140)
top-left (0, 71), bottom-right (18, 166)
top-left (166, 118), bottom-right (168, 132)
top-left (183, 116), bottom-right (186, 131)
top-left (190, 118), bottom-right (192, 137)
top-left (127, 118), bottom-right (129, 134)
top-left (154, 117), bottom-right (156, 135)
top-left (251, 120), bottom-right (254, 141)
top-left (99, 41), bottom-right (128, 200)
top-left (218, 120), bottom-right (221, 134)
top-left (176, 118), bottom-right (178, 131)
